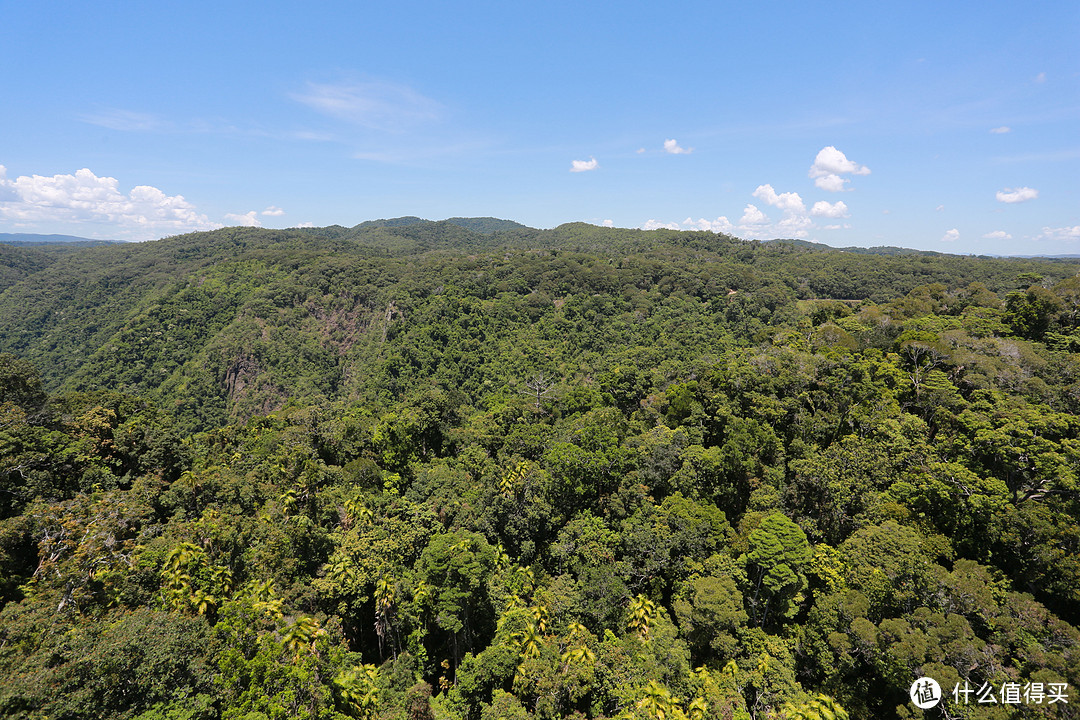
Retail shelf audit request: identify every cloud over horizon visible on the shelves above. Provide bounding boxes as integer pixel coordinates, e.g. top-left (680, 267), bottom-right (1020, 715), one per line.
top-left (0, 165), bottom-right (219, 240)
top-left (752, 184), bottom-right (805, 213)
top-left (225, 211), bottom-right (261, 227)
top-left (643, 177), bottom-right (853, 240)
top-left (809, 146), bottom-right (871, 192)
top-left (1037, 226), bottom-right (1080, 242)
top-left (811, 200), bottom-right (849, 218)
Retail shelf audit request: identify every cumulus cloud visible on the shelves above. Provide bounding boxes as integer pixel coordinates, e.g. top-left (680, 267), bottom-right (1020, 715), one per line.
top-left (663, 139), bottom-right (692, 155)
top-left (752, 184), bottom-right (805, 213)
top-left (293, 221), bottom-right (316, 228)
top-left (0, 167), bottom-right (15, 201)
top-left (0, 164), bottom-right (218, 239)
top-left (942, 228), bottom-right (960, 242)
top-left (990, 126), bottom-right (1011, 134)
top-left (570, 157), bottom-right (599, 172)
top-left (643, 216), bottom-right (737, 234)
top-left (810, 200), bottom-right (849, 218)
top-left (225, 211), bottom-right (261, 227)
top-left (996, 186), bottom-right (1038, 203)
top-left (749, 185), bottom-right (820, 237)
top-left (642, 178), bottom-right (855, 240)
top-left (1037, 226), bottom-right (1080, 242)
top-left (642, 219), bottom-right (681, 230)
top-left (809, 146), bottom-right (870, 192)
top-left (983, 230), bottom-right (1012, 240)
top-left (602, 219), bottom-right (614, 227)
top-left (261, 206), bottom-right (285, 216)
top-left (812, 146), bottom-right (871, 176)
top-left (740, 204), bottom-right (768, 226)
top-left (684, 216), bottom-right (735, 233)
top-left (812, 173), bottom-right (847, 193)
top-left (778, 215), bottom-right (813, 235)
top-left (291, 80), bottom-right (441, 131)
top-left (641, 206), bottom-right (817, 238)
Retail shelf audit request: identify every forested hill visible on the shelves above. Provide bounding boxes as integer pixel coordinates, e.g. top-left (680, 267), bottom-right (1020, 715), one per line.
top-left (355, 216), bottom-right (533, 234)
top-left (2, 219), bottom-right (1077, 426)
top-left (2, 220), bottom-right (1080, 719)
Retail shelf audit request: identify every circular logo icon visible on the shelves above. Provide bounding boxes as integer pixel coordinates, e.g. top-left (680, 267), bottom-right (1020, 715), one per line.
top-left (910, 677), bottom-right (942, 709)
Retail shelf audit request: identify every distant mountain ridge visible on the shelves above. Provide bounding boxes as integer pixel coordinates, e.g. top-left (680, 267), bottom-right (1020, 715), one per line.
top-left (763, 237), bottom-right (946, 257)
top-left (354, 216), bottom-right (532, 234)
top-left (0, 232), bottom-right (119, 246)
top-left (3, 224), bottom-right (1069, 258)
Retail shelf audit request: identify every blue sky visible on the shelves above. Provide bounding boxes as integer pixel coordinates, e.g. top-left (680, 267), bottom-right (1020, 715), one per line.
top-left (1, 1), bottom-right (1077, 254)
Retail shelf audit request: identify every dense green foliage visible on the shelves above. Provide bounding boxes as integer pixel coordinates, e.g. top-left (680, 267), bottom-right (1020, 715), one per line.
top-left (1, 221), bottom-right (1079, 719)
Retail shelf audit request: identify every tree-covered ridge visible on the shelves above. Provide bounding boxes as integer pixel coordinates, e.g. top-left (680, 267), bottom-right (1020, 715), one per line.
top-left (354, 217), bottom-right (532, 235)
top-left (1, 222), bottom-right (1080, 719)
top-left (2, 222), bottom-right (1079, 429)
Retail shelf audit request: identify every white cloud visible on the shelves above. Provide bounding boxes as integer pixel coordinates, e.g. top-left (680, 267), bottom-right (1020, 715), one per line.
top-left (812, 173), bottom-right (847, 192)
top-left (261, 206), bottom-right (285, 216)
top-left (684, 216), bottom-right (735, 233)
top-left (810, 200), bottom-right (849, 218)
top-left (822, 224), bottom-right (851, 230)
top-left (293, 221), bottom-right (316, 228)
top-left (663, 139), bottom-right (692, 155)
top-left (602, 219), bottom-right (614, 227)
top-left (291, 80), bottom-right (441, 131)
top-left (642, 219), bottom-right (681, 230)
top-left (643, 216), bottom-right (736, 234)
top-left (0, 166), bottom-right (15, 201)
top-left (748, 185), bottom-right (817, 237)
top-left (942, 228), bottom-right (960, 242)
top-left (996, 186), bottom-right (1039, 203)
top-left (1037, 226), bottom-right (1080, 242)
top-left (935, 204), bottom-right (945, 212)
top-left (990, 126), bottom-right (1011, 134)
top-left (570, 157), bottom-right (599, 172)
top-left (225, 211), bottom-right (261, 227)
top-left (811, 146), bottom-right (871, 176)
top-left (643, 204), bottom-right (814, 238)
top-left (752, 184), bottom-right (805, 213)
top-left (636, 148), bottom-right (646, 154)
top-left (643, 178), bottom-right (849, 239)
top-left (0, 165), bottom-right (218, 239)
top-left (809, 146), bottom-right (870, 192)
top-left (1035, 72), bottom-right (1046, 83)
top-left (983, 230), bottom-right (1012, 240)
top-left (739, 204), bottom-right (768, 226)
top-left (778, 215), bottom-right (813, 235)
